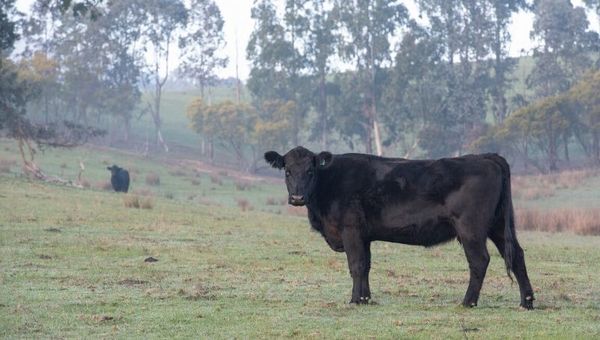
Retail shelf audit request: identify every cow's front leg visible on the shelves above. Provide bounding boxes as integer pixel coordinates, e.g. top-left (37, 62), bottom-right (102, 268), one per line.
top-left (342, 228), bottom-right (371, 304)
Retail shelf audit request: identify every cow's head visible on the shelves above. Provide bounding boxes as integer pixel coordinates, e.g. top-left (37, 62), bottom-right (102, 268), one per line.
top-left (264, 146), bottom-right (332, 206)
top-left (107, 165), bottom-right (120, 175)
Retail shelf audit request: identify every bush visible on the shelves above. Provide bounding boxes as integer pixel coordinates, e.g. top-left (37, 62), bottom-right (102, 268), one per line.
top-left (123, 194), bottom-right (154, 210)
top-left (145, 172), bottom-right (160, 186)
top-left (190, 178), bottom-right (201, 186)
top-left (236, 198), bottom-right (252, 211)
top-left (210, 174), bottom-right (222, 185)
top-left (122, 194), bottom-right (140, 208)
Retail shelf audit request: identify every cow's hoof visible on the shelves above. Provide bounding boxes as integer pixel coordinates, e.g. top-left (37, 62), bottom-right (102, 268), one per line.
top-left (461, 301), bottom-right (477, 308)
top-left (350, 296), bottom-right (370, 304)
top-left (520, 296), bottom-right (534, 310)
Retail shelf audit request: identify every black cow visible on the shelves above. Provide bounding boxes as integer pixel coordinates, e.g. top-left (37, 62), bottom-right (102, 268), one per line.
top-left (265, 146), bottom-right (534, 309)
top-left (107, 165), bottom-right (130, 193)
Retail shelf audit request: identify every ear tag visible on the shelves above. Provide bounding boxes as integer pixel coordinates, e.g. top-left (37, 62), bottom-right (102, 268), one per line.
top-left (320, 158), bottom-right (326, 166)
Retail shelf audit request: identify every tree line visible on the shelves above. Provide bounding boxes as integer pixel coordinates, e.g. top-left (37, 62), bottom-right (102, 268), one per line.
top-left (1, 0), bottom-right (599, 174)
top-left (1, 0), bottom-right (226, 155)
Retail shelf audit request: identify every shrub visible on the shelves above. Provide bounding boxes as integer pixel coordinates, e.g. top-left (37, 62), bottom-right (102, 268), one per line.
top-left (140, 197), bottom-right (154, 209)
top-left (164, 192), bottom-right (174, 199)
top-left (190, 178), bottom-right (201, 186)
top-left (210, 174), bottom-right (222, 185)
top-left (236, 198), bottom-right (252, 211)
top-left (145, 172), bottom-right (160, 186)
top-left (123, 195), bottom-right (140, 208)
top-left (123, 195), bottom-right (154, 210)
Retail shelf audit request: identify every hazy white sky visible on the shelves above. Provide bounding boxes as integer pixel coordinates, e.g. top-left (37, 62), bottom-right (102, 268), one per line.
top-left (16, 0), bottom-right (599, 80)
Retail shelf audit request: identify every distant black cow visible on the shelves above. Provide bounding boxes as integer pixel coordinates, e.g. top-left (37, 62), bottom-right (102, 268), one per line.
top-left (265, 146), bottom-right (534, 309)
top-left (107, 165), bottom-right (130, 193)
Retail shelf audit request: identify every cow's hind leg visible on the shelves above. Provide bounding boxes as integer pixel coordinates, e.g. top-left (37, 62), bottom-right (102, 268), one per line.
top-left (489, 228), bottom-right (535, 309)
top-left (461, 238), bottom-right (490, 307)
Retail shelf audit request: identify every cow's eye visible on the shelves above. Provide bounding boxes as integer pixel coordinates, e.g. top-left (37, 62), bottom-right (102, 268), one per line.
top-left (307, 170), bottom-right (313, 176)
top-left (285, 170), bottom-right (291, 177)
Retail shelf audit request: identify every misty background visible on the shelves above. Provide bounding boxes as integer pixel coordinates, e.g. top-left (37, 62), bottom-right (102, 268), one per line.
top-left (1, 0), bottom-right (599, 174)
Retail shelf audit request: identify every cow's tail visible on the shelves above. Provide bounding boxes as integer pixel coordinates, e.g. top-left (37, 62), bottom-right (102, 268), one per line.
top-left (496, 155), bottom-right (515, 282)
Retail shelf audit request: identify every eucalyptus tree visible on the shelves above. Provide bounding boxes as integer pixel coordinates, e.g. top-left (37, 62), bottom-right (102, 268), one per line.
top-left (527, 0), bottom-right (597, 98)
top-left (179, 0), bottom-right (228, 99)
top-left (489, 0), bottom-right (529, 123)
top-left (0, 0), bottom-right (24, 130)
top-left (304, 0), bottom-right (338, 149)
top-left (334, 0), bottom-right (408, 155)
top-left (247, 0), bottom-right (299, 145)
top-left (140, 0), bottom-right (188, 152)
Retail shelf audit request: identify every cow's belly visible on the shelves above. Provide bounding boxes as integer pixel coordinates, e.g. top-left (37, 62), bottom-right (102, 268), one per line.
top-left (373, 203), bottom-right (456, 247)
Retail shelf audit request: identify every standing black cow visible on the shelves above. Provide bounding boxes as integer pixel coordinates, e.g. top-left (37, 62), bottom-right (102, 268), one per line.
top-left (107, 165), bottom-right (130, 193)
top-left (265, 146), bottom-right (535, 309)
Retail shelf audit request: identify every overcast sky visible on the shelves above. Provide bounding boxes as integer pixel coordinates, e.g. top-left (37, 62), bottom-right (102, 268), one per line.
top-left (16, 0), bottom-right (599, 80)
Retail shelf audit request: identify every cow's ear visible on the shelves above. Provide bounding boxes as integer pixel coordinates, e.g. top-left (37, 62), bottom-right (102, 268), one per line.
top-left (264, 151), bottom-right (285, 169)
top-left (316, 151), bottom-right (333, 168)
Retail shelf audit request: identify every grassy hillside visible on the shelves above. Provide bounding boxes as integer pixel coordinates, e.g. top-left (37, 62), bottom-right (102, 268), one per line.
top-left (2, 169), bottom-right (600, 338)
top-left (1, 139), bottom-right (600, 337)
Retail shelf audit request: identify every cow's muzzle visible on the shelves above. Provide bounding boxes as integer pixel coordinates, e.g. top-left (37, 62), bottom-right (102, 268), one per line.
top-left (289, 195), bottom-right (305, 206)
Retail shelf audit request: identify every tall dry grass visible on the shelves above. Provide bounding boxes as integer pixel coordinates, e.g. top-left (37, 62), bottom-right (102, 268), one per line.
top-left (516, 208), bottom-right (600, 236)
top-left (512, 168), bottom-right (599, 201)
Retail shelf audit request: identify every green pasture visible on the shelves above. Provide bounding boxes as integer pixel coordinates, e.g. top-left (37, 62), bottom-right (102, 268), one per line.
top-left (1, 140), bottom-right (600, 338)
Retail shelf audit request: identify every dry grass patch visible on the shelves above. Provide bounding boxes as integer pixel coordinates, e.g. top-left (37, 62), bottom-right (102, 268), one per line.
top-left (94, 180), bottom-right (113, 191)
top-left (516, 208), bottom-right (600, 235)
top-left (79, 179), bottom-right (91, 188)
top-left (123, 194), bottom-right (154, 209)
top-left (513, 168), bottom-right (599, 200)
top-left (145, 172), bottom-right (160, 186)
top-left (236, 198), bottom-right (252, 211)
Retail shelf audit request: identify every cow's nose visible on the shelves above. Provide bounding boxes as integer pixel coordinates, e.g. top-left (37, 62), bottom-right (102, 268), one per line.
top-left (289, 195), bottom-right (305, 206)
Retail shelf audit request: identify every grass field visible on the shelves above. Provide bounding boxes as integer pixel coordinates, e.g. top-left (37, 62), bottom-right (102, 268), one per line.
top-left (2, 138), bottom-right (600, 338)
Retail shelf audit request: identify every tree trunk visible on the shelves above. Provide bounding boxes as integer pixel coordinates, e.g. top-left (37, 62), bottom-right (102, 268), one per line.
top-left (319, 72), bottom-right (328, 150)
top-left (563, 134), bottom-right (570, 164)
top-left (153, 81), bottom-right (169, 153)
top-left (593, 131), bottom-right (599, 164)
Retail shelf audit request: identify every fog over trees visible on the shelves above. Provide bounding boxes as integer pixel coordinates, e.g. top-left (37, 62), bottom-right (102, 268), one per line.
top-left (1, 0), bottom-right (599, 173)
